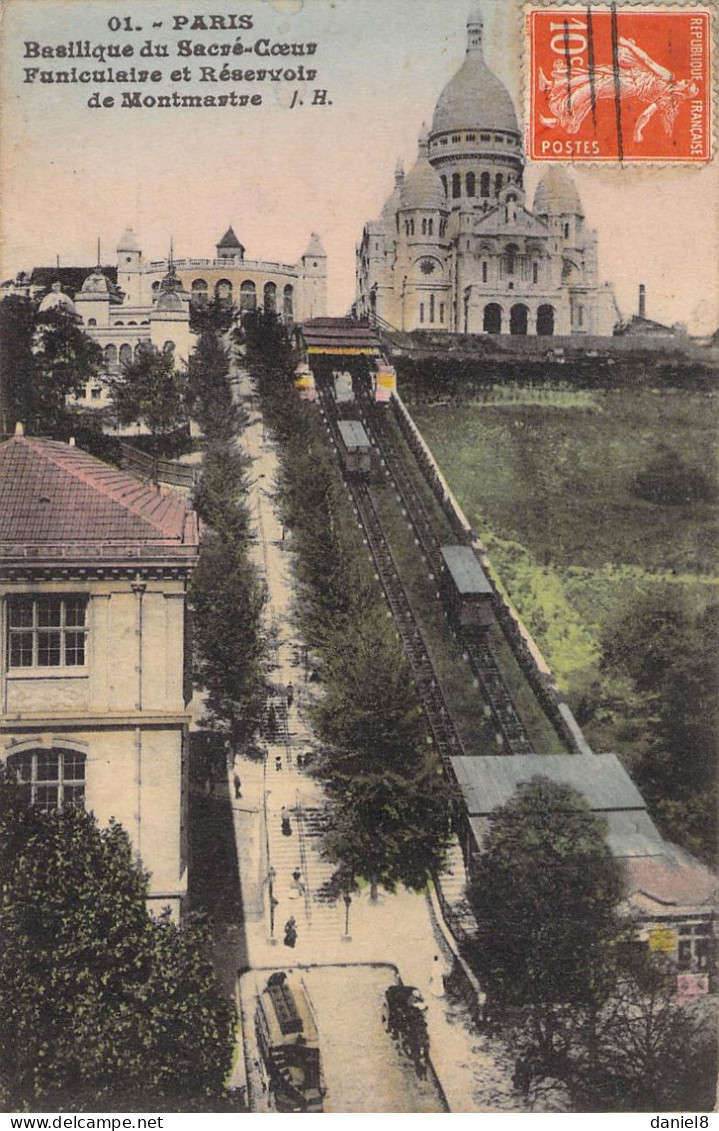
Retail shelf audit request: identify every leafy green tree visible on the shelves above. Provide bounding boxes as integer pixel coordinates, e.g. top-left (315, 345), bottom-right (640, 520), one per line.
top-left (0, 295), bottom-right (102, 435)
top-left (0, 781), bottom-right (236, 1111)
top-left (599, 591), bottom-right (718, 862)
top-left (185, 331), bottom-right (243, 441)
top-left (189, 296), bottom-right (238, 336)
top-left (469, 777), bottom-right (624, 1053)
top-left (108, 342), bottom-right (188, 455)
top-left (632, 447), bottom-right (717, 505)
top-left (189, 531), bottom-right (266, 746)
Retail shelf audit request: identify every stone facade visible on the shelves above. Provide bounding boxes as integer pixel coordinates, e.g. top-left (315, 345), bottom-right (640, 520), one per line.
top-left (0, 434), bottom-right (199, 918)
top-left (356, 6), bottom-right (618, 337)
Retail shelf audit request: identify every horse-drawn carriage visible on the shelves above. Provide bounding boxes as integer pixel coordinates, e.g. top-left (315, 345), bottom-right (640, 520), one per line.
top-left (382, 985), bottom-right (430, 1077)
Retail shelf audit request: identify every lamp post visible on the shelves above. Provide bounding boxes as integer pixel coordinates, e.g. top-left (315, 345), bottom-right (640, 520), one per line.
top-left (342, 892), bottom-right (352, 942)
top-left (267, 866), bottom-right (278, 944)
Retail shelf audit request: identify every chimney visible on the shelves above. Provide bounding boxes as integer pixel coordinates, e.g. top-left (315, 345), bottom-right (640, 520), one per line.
top-left (639, 283), bottom-right (646, 319)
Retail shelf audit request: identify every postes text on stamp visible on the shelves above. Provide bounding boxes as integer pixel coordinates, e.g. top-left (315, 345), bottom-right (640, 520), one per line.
top-left (528, 7), bottom-right (712, 162)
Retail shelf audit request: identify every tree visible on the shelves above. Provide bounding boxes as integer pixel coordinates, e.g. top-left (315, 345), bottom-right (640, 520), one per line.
top-left (189, 296), bottom-right (238, 336)
top-left (631, 447), bottom-right (717, 506)
top-left (599, 591), bottom-right (718, 862)
top-left (108, 342), bottom-right (188, 455)
top-left (189, 530), bottom-right (267, 746)
top-left (468, 777), bottom-right (624, 1053)
top-left (0, 780), bottom-right (236, 1111)
top-left (185, 330), bottom-right (243, 441)
top-left (0, 295), bottom-right (102, 435)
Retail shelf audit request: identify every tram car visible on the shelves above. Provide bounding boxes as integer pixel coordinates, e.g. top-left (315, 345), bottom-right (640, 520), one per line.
top-left (337, 420), bottom-right (372, 477)
top-left (439, 545), bottom-right (494, 630)
top-left (332, 369), bottom-right (355, 407)
top-left (373, 362), bottom-right (397, 403)
top-left (255, 971), bottom-right (326, 1112)
top-left (293, 365), bottom-right (317, 402)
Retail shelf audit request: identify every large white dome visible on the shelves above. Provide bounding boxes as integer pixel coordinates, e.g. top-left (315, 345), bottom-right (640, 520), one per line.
top-left (432, 55), bottom-right (518, 136)
top-left (431, 8), bottom-right (518, 137)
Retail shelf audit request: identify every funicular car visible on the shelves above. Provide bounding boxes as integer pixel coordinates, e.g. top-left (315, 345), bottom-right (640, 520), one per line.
top-left (255, 971), bottom-right (326, 1112)
top-left (382, 984), bottom-right (430, 1077)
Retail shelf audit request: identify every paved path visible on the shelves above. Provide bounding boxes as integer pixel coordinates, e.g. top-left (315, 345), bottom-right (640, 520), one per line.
top-left (226, 371), bottom-right (563, 1113)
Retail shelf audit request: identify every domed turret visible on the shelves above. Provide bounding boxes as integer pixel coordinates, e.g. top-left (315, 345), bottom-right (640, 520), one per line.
top-left (80, 268), bottom-right (113, 295)
top-left (431, 6), bottom-right (518, 136)
top-left (401, 128), bottom-right (446, 211)
top-left (533, 167), bottom-right (583, 216)
top-left (380, 159), bottom-right (405, 226)
top-left (38, 281), bottom-right (76, 314)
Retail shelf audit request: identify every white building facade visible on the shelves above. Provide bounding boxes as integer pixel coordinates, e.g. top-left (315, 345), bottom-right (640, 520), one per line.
top-left (356, 6), bottom-right (618, 337)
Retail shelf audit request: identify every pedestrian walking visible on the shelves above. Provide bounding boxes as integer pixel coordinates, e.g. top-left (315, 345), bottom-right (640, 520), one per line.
top-left (233, 773), bottom-right (242, 800)
top-left (281, 807), bottom-right (292, 836)
top-left (428, 954), bottom-right (446, 999)
top-left (286, 682), bottom-right (294, 709)
top-left (275, 754), bottom-right (283, 772)
top-left (283, 917), bottom-right (297, 948)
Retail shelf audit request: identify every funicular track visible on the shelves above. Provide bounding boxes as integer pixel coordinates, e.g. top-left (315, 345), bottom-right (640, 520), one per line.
top-left (357, 391), bottom-right (535, 757)
top-left (318, 384), bottom-right (466, 769)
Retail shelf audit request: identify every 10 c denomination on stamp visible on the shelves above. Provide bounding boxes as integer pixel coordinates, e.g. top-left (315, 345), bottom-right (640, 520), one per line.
top-left (528, 7), bottom-right (712, 162)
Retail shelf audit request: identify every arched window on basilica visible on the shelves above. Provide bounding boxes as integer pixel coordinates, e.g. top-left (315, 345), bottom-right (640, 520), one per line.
top-left (480, 172), bottom-right (490, 198)
top-left (428, 218), bottom-right (434, 236)
top-left (430, 294), bottom-right (436, 322)
top-left (104, 344), bottom-right (117, 371)
top-left (495, 173), bottom-right (504, 196)
top-left (119, 344), bottom-right (132, 367)
top-left (440, 175), bottom-right (447, 197)
top-left (466, 172), bottom-right (476, 197)
top-left (422, 218), bottom-right (427, 235)
top-left (452, 173), bottom-right (461, 199)
top-left (7, 748), bottom-right (86, 810)
top-left (215, 279), bottom-right (233, 303)
top-left (532, 261), bottom-right (539, 284)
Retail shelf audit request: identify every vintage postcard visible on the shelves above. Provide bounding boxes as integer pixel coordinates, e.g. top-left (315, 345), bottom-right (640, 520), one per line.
top-left (0, 0), bottom-right (717, 1119)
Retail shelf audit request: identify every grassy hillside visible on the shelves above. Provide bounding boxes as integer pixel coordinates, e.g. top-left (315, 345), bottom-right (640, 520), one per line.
top-left (411, 388), bottom-right (718, 858)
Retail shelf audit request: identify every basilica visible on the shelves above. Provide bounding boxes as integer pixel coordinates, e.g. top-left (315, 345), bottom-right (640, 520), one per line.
top-left (356, 6), bottom-right (619, 337)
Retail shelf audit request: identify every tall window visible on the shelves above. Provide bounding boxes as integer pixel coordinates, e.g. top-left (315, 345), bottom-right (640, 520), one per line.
top-left (440, 175), bottom-right (447, 197)
top-left (430, 294), bottom-right (435, 322)
top-left (466, 172), bottom-right (476, 197)
top-left (7, 749), bottom-right (86, 810)
top-left (495, 173), bottom-right (503, 196)
top-left (240, 281), bottom-right (256, 311)
top-left (482, 261), bottom-right (488, 283)
top-left (422, 218), bottom-right (427, 235)
top-left (452, 173), bottom-right (461, 199)
top-left (264, 282), bottom-right (277, 314)
top-left (419, 302), bottom-right (425, 324)
top-left (428, 218), bottom-right (433, 236)
top-left (8, 595), bottom-right (88, 668)
top-left (532, 261), bottom-right (539, 284)
top-left (439, 303), bottom-right (445, 323)
top-left (480, 172), bottom-right (490, 198)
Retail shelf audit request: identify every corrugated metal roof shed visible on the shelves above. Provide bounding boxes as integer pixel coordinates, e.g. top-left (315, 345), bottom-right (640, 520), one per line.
top-left (337, 420), bottom-right (370, 451)
top-left (450, 753), bottom-right (646, 814)
top-left (441, 545), bottom-right (492, 595)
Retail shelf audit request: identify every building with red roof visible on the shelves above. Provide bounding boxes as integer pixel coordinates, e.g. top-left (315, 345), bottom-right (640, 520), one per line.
top-left (0, 428), bottom-right (199, 917)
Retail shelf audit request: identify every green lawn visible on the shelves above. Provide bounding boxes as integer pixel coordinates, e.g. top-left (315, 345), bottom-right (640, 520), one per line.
top-left (411, 390), bottom-right (719, 702)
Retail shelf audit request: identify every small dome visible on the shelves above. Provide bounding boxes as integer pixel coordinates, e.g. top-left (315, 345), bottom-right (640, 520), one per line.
top-left (154, 291), bottom-right (184, 313)
top-left (401, 152), bottom-right (446, 212)
top-left (80, 268), bottom-right (112, 295)
top-left (39, 282), bottom-right (76, 314)
top-left (533, 167), bottom-right (583, 216)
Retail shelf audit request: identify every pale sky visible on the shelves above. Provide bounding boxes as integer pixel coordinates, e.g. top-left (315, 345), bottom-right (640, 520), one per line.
top-left (1, 0), bottom-right (717, 331)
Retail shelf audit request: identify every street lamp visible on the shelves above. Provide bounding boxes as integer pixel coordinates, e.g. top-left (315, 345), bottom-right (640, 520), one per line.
top-left (267, 866), bottom-right (278, 944)
top-left (342, 892), bottom-right (352, 942)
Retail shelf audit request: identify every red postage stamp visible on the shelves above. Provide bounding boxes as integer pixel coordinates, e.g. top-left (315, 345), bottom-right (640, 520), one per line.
top-left (528, 7), bottom-right (713, 162)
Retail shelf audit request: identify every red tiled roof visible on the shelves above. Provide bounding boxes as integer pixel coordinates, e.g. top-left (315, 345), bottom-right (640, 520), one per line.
top-left (0, 436), bottom-right (198, 546)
